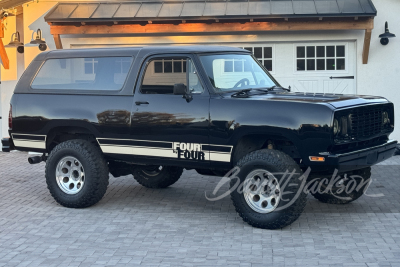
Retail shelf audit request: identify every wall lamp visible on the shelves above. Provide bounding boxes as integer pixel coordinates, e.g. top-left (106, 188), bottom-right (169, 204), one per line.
top-left (5, 31), bottom-right (24, 53)
top-left (1, 8), bottom-right (16, 19)
top-left (25, 29), bottom-right (47, 51)
top-left (379, 22), bottom-right (396, 45)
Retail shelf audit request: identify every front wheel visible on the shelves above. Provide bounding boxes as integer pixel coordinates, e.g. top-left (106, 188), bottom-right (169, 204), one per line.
top-left (45, 140), bottom-right (109, 208)
top-left (230, 149), bottom-right (308, 230)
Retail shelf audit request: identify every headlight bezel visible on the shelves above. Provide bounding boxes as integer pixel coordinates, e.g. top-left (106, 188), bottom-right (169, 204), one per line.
top-left (382, 111), bottom-right (390, 126)
top-left (333, 118), bottom-right (340, 135)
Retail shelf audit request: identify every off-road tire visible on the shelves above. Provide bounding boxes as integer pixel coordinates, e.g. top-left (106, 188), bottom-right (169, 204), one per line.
top-left (311, 167), bottom-right (371, 205)
top-left (133, 166), bottom-right (183, 188)
top-left (230, 149), bottom-right (308, 230)
top-left (45, 139), bottom-right (109, 208)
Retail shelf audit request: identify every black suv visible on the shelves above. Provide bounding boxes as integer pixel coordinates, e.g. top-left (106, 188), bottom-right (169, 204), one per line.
top-left (1, 46), bottom-right (397, 229)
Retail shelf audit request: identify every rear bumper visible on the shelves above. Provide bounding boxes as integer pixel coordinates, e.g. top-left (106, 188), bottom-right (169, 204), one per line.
top-left (1, 137), bottom-right (14, 152)
top-left (321, 139), bottom-right (398, 172)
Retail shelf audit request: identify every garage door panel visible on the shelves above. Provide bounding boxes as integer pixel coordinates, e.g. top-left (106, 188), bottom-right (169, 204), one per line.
top-left (243, 41), bottom-right (356, 94)
top-left (293, 80), bottom-right (319, 93)
top-left (288, 78), bottom-right (354, 94)
top-left (323, 79), bottom-right (352, 94)
top-left (276, 41), bottom-right (356, 94)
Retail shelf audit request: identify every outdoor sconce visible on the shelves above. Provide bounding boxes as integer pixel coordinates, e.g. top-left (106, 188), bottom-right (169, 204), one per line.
top-left (26, 29), bottom-right (47, 51)
top-left (379, 22), bottom-right (396, 45)
top-left (5, 31), bottom-right (24, 53)
top-left (1, 9), bottom-right (15, 19)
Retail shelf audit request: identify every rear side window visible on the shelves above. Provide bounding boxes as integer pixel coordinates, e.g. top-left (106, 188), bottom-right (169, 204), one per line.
top-left (31, 57), bottom-right (133, 91)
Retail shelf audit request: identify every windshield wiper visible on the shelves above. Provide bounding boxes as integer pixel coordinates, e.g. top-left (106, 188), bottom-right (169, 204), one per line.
top-left (231, 86), bottom-right (290, 98)
top-left (265, 85), bottom-right (290, 92)
top-left (231, 89), bottom-right (253, 98)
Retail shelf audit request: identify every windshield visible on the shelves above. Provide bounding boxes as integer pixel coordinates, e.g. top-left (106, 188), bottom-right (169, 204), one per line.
top-left (199, 54), bottom-right (277, 92)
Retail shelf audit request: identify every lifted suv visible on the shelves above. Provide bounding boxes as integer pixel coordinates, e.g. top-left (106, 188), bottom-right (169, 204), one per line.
top-left (2, 46), bottom-right (397, 229)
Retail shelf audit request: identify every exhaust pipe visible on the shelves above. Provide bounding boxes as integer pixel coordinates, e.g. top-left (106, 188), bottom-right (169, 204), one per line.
top-left (28, 155), bottom-right (46, 164)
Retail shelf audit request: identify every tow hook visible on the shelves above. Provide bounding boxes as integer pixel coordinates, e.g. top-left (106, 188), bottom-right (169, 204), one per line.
top-left (28, 154), bottom-right (47, 164)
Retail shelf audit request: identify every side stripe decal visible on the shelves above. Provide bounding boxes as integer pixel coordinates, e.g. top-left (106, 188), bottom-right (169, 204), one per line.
top-left (97, 138), bottom-right (233, 163)
top-left (10, 134), bottom-right (233, 163)
top-left (12, 134), bottom-right (46, 141)
top-left (11, 134), bottom-right (46, 150)
top-left (98, 139), bottom-right (172, 148)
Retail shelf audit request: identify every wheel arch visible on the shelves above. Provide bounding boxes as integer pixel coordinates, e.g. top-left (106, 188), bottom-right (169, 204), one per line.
top-left (46, 126), bottom-right (99, 153)
top-left (231, 133), bottom-right (301, 165)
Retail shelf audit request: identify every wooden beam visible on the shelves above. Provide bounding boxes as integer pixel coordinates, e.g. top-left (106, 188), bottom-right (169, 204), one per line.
top-left (0, 22), bottom-right (4, 38)
top-left (362, 29), bottom-right (372, 64)
top-left (53, 34), bottom-right (63, 49)
top-left (15, 6), bottom-right (23, 16)
top-left (0, 38), bottom-right (9, 69)
top-left (49, 18), bottom-right (374, 35)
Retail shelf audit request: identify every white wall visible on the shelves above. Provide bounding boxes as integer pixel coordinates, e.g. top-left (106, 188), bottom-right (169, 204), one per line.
top-left (0, 13), bottom-right (24, 141)
top-left (356, 0), bottom-right (400, 140)
top-left (0, 80), bottom-right (17, 139)
top-left (0, 2), bottom-right (56, 143)
top-left (1, 0), bottom-right (399, 142)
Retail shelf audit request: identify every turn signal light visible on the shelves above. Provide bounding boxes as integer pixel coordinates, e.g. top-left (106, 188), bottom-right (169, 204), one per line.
top-left (309, 156), bottom-right (325, 162)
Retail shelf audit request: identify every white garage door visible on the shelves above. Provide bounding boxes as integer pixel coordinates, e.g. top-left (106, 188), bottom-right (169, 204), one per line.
top-left (238, 42), bottom-right (356, 94)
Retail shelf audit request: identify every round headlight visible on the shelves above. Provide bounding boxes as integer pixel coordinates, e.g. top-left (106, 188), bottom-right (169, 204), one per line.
top-left (382, 111), bottom-right (390, 125)
top-left (333, 119), bottom-right (340, 135)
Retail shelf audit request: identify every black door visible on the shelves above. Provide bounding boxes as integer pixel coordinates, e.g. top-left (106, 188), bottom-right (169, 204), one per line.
top-left (130, 55), bottom-right (210, 168)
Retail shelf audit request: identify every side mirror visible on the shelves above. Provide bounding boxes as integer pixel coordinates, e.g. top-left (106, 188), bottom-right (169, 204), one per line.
top-left (173, 83), bottom-right (193, 102)
top-left (173, 83), bottom-right (187, 95)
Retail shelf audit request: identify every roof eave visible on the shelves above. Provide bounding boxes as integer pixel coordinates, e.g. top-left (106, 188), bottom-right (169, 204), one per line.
top-left (45, 13), bottom-right (377, 24)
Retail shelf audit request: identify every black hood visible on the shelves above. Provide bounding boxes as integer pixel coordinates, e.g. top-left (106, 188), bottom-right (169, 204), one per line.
top-left (224, 91), bottom-right (389, 109)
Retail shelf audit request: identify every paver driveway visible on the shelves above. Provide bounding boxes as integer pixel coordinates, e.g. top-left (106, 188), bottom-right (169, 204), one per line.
top-left (0, 151), bottom-right (399, 267)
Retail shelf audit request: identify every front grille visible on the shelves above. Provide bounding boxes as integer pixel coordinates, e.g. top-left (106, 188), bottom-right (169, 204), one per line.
top-left (349, 106), bottom-right (384, 139)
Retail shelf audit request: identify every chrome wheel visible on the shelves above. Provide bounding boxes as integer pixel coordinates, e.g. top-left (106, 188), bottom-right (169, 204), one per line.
top-left (56, 156), bottom-right (85, 195)
top-left (243, 169), bottom-right (281, 214)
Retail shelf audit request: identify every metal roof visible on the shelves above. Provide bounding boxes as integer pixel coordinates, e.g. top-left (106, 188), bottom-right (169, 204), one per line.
top-left (0, 0), bottom-right (31, 10)
top-left (45, 0), bottom-right (377, 23)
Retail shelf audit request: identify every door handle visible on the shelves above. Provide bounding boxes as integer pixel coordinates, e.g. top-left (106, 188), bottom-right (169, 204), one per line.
top-left (329, 76), bottom-right (355, 79)
top-left (135, 101), bottom-right (149, 105)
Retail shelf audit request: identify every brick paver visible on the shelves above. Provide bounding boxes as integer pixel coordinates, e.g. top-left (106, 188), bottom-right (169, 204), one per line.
top-left (0, 151), bottom-right (399, 267)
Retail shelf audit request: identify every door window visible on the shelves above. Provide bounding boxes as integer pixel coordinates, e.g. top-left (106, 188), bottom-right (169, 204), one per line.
top-left (140, 57), bottom-right (204, 94)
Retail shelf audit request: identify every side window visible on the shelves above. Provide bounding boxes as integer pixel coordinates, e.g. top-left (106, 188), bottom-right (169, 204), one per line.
top-left (31, 57), bottom-right (133, 91)
top-left (140, 57), bottom-right (204, 95)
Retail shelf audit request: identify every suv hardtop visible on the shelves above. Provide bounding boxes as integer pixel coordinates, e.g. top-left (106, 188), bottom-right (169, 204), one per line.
top-left (2, 46), bottom-right (397, 229)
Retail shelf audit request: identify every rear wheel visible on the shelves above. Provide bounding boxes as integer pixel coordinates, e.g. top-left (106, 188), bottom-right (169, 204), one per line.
top-left (230, 149), bottom-right (308, 229)
top-left (46, 139), bottom-right (109, 208)
top-left (133, 165), bottom-right (183, 188)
